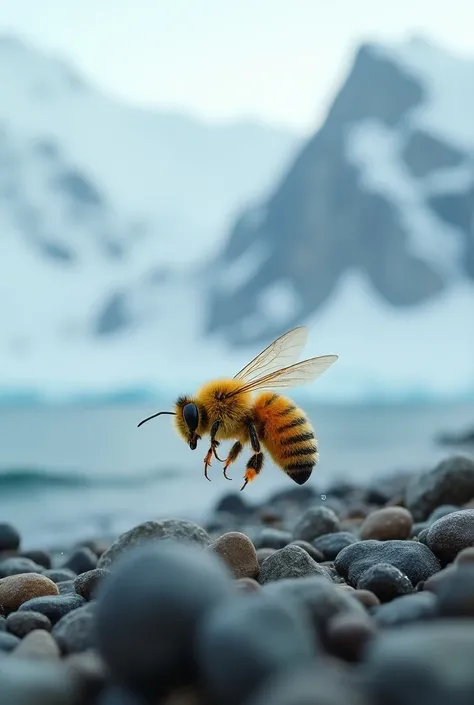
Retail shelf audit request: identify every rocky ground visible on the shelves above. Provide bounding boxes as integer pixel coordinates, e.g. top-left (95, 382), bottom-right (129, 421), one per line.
top-left (2, 453), bottom-right (474, 704)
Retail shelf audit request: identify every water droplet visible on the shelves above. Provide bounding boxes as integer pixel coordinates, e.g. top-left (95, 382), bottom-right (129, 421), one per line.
top-left (321, 494), bottom-right (326, 501)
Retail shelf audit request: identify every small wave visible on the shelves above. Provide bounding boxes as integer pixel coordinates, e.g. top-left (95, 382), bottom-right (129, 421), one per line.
top-left (0, 465), bottom-right (181, 493)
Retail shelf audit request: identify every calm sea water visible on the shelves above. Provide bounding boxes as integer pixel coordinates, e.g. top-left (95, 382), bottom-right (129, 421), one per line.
top-left (0, 401), bottom-right (473, 550)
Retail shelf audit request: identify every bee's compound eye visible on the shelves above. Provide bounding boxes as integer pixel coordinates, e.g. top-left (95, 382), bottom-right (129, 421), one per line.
top-left (183, 403), bottom-right (199, 432)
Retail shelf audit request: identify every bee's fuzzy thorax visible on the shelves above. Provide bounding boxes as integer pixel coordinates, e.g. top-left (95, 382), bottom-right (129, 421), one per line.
top-left (194, 378), bottom-right (254, 440)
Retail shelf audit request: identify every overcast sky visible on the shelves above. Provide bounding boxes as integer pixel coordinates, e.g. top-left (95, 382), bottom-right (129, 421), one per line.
top-left (1, 0), bottom-right (473, 134)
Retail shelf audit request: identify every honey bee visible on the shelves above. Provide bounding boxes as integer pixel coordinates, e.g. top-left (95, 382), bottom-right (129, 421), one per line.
top-left (137, 326), bottom-right (338, 491)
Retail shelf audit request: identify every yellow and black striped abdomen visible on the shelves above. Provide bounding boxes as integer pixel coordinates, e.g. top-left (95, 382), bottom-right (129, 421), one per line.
top-left (252, 392), bottom-right (318, 485)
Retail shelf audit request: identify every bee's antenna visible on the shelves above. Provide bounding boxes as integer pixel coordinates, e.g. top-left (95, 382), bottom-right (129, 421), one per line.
top-left (137, 411), bottom-right (175, 428)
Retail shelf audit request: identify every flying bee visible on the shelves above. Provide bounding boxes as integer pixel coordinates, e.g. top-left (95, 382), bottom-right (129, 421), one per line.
top-left (137, 326), bottom-right (338, 491)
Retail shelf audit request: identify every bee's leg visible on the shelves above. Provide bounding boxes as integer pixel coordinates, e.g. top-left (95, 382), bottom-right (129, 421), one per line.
top-left (240, 452), bottom-right (264, 491)
top-left (222, 441), bottom-right (243, 480)
top-left (204, 420), bottom-right (221, 481)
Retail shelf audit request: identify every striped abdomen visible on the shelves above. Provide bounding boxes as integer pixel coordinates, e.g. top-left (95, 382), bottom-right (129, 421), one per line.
top-left (252, 392), bottom-right (318, 485)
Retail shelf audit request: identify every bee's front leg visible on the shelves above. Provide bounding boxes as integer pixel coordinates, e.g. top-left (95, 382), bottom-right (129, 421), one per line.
top-left (204, 420), bottom-right (221, 481)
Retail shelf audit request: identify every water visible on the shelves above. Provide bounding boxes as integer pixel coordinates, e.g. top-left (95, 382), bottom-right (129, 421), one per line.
top-left (0, 401), bottom-right (473, 550)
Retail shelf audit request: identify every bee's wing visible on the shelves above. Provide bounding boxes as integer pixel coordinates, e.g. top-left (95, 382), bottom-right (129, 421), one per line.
top-left (228, 354), bottom-right (338, 397)
top-left (233, 326), bottom-right (309, 384)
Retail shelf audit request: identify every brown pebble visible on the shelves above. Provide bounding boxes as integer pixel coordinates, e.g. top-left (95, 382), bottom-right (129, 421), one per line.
top-left (209, 531), bottom-right (259, 579)
top-left (74, 568), bottom-right (110, 601)
top-left (256, 548), bottom-right (276, 565)
top-left (12, 629), bottom-right (60, 661)
top-left (351, 589), bottom-right (380, 608)
top-left (257, 507), bottom-right (283, 526)
top-left (0, 573), bottom-right (59, 614)
top-left (359, 507), bottom-right (413, 541)
top-left (327, 612), bottom-right (377, 661)
top-left (455, 547), bottom-right (474, 565)
top-left (235, 577), bottom-right (260, 593)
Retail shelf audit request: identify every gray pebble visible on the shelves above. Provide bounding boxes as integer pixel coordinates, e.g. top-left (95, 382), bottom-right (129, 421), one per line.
top-left (6, 610), bottom-right (52, 637)
top-left (197, 592), bottom-right (317, 705)
top-left (357, 563), bottom-right (413, 602)
top-left (259, 545), bottom-right (331, 584)
top-left (63, 547), bottom-right (98, 575)
top-left (426, 509), bottom-right (474, 563)
top-left (43, 569), bottom-right (77, 584)
top-left (428, 504), bottom-right (461, 523)
top-left (432, 564), bottom-right (474, 618)
top-left (53, 604), bottom-right (96, 655)
top-left (0, 630), bottom-right (21, 651)
top-left (253, 528), bottom-right (292, 550)
top-left (0, 616), bottom-right (6, 630)
top-left (289, 540), bottom-right (325, 562)
top-left (19, 594), bottom-right (86, 625)
top-left (0, 523), bottom-right (20, 552)
top-left (95, 539), bottom-right (234, 699)
top-left (373, 591), bottom-right (438, 627)
top-left (312, 532), bottom-right (359, 560)
top-left (20, 550), bottom-right (52, 569)
top-left (292, 506), bottom-right (341, 542)
top-left (97, 519), bottom-right (211, 569)
top-left (74, 568), bottom-right (110, 600)
top-left (335, 539), bottom-right (440, 587)
top-left (0, 659), bottom-right (78, 705)
top-left (0, 557), bottom-right (44, 578)
top-left (405, 454), bottom-right (474, 521)
top-left (57, 580), bottom-right (76, 595)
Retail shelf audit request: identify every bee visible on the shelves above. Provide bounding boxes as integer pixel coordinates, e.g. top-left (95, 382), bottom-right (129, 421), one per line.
top-left (137, 326), bottom-right (338, 491)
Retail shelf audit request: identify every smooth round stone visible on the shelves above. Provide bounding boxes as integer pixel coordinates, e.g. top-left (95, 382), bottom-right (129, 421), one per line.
top-left (19, 594), bottom-right (86, 625)
top-left (97, 519), bottom-right (211, 569)
top-left (373, 592), bottom-right (438, 627)
top-left (359, 507), bottom-right (413, 541)
top-left (426, 509), bottom-right (474, 563)
top-left (197, 592), bottom-right (317, 705)
top-left (0, 523), bottom-right (20, 552)
top-left (256, 548), bottom-right (276, 565)
top-left (405, 455), bottom-right (474, 521)
top-left (235, 578), bottom-right (261, 593)
top-left (209, 532), bottom-right (259, 580)
top-left (12, 628), bottom-right (61, 661)
top-left (0, 557), bottom-right (44, 578)
top-left (52, 604), bottom-right (96, 655)
top-left (289, 540), bottom-right (324, 562)
top-left (432, 564), bottom-right (474, 617)
top-left (74, 568), bottom-right (110, 600)
top-left (95, 539), bottom-right (235, 699)
top-left (349, 589), bottom-right (380, 609)
top-left (423, 565), bottom-right (458, 592)
top-left (455, 547), bottom-right (474, 565)
top-left (326, 612), bottom-right (377, 661)
top-left (312, 532), bottom-right (359, 560)
top-left (258, 545), bottom-right (330, 584)
top-left (63, 547), bottom-right (98, 575)
top-left (43, 568), bottom-right (77, 583)
top-left (214, 493), bottom-right (252, 516)
top-left (357, 563), bottom-right (413, 602)
top-left (253, 529), bottom-right (292, 550)
top-left (428, 505), bottom-right (461, 523)
top-left (0, 631), bottom-right (21, 652)
top-left (0, 573), bottom-right (59, 614)
top-left (6, 610), bottom-right (52, 637)
top-left (20, 550), bottom-right (52, 569)
top-left (57, 580), bottom-right (76, 595)
top-left (292, 506), bottom-right (341, 542)
top-left (0, 616), bottom-right (6, 630)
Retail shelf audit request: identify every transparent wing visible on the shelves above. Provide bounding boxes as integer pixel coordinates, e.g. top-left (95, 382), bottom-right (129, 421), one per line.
top-left (228, 354), bottom-right (338, 397)
top-left (234, 326), bottom-right (309, 383)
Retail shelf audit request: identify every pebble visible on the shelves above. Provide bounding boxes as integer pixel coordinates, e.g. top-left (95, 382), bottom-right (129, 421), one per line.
top-left (0, 573), bottom-right (59, 614)
top-left (405, 454), bottom-right (474, 520)
top-left (6, 610), bottom-right (52, 637)
top-left (95, 539), bottom-right (235, 699)
top-left (365, 620), bottom-right (474, 704)
top-left (20, 549), bottom-right (52, 569)
top-left (258, 545), bottom-right (330, 584)
top-left (63, 649), bottom-right (108, 702)
top-left (357, 563), bottom-right (413, 602)
top-left (74, 568), bottom-right (110, 600)
top-left (57, 580), bottom-right (76, 595)
top-left (256, 548), bottom-right (276, 565)
top-left (12, 628), bottom-right (61, 661)
top-left (197, 592), bottom-right (317, 705)
top-left (209, 531), bottom-right (259, 579)
top-left (455, 546), bottom-right (474, 564)
top-left (52, 603), bottom-right (96, 655)
top-left (349, 589), bottom-right (380, 609)
top-left (428, 504), bottom-right (461, 522)
top-left (0, 659), bottom-right (78, 705)
top-left (359, 507), bottom-right (413, 541)
top-left (289, 540), bottom-right (325, 561)
top-left (0, 556), bottom-right (45, 578)
top-left (63, 547), bottom-right (98, 575)
top-left (312, 531), bottom-right (359, 560)
top-left (97, 519), bottom-right (211, 569)
top-left (422, 565), bottom-right (458, 592)
top-left (214, 492), bottom-right (252, 516)
top-left (0, 615), bottom-right (6, 629)
top-left (252, 528), bottom-right (291, 550)
top-left (292, 506), bottom-right (341, 542)
top-left (0, 630), bottom-right (21, 652)
top-left (426, 509), bottom-right (474, 562)
top-left (373, 591), bottom-right (438, 626)
top-left (335, 539), bottom-right (440, 587)
top-left (235, 578), bottom-right (261, 593)
top-left (326, 611), bottom-right (377, 661)
top-left (0, 522), bottom-right (21, 552)
top-left (432, 564), bottom-right (474, 617)
top-left (43, 568), bottom-right (77, 583)
top-left (19, 593), bottom-right (86, 625)
top-left (262, 575), bottom-right (366, 642)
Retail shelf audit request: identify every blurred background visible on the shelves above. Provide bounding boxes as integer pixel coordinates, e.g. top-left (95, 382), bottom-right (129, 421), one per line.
top-left (0, 0), bottom-right (473, 549)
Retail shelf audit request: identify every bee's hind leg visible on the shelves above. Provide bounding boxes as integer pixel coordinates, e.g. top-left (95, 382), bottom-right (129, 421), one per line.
top-left (240, 421), bottom-right (264, 491)
top-left (222, 441), bottom-right (243, 480)
top-left (204, 420), bottom-right (221, 481)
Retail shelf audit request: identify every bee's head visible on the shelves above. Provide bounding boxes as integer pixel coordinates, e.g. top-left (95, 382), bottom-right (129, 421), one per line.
top-left (174, 396), bottom-right (206, 450)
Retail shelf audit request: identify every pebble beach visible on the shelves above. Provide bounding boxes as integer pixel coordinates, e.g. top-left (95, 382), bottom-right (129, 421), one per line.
top-left (2, 452), bottom-right (474, 704)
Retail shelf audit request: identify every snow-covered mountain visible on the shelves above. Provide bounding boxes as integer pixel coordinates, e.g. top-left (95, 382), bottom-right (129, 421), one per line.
top-left (1, 34), bottom-right (474, 405)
